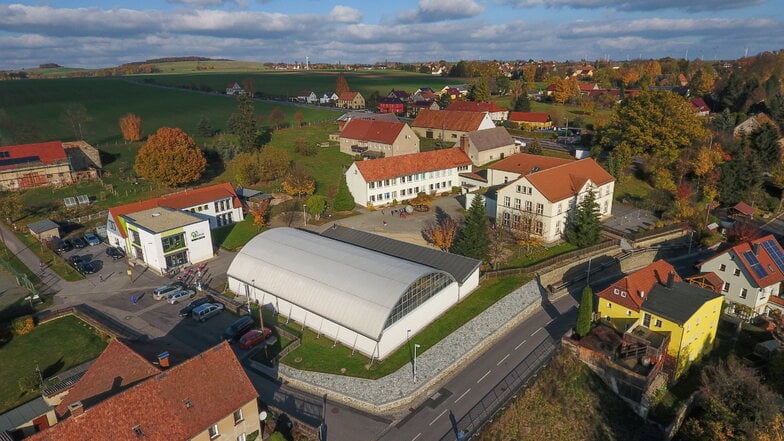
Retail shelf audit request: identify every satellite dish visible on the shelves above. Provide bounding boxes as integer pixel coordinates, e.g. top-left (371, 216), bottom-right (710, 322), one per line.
top-left (259, 411), bottom-right (268, 421)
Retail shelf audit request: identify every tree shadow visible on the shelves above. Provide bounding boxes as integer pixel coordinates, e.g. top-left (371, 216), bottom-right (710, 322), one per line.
top-left (42, 357), bottom-right (65, 379)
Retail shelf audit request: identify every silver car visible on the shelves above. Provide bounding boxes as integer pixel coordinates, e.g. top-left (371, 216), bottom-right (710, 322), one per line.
top-left (167, 288), bottom-right (196, 304)
top-left (153, 282), bottom-right (185, 300)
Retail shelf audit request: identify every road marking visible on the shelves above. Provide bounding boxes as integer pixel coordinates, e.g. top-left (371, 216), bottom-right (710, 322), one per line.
top-left (546, 318), bottom-right (554, 325)
top-left (411, 433), bottom-right (422, 441)
top-left (477, 370), bottom-right (491, 384)
top-left (531, 327), bottom-right (542, 337)
top-left (454, 388), bottom-right (471, 404)
top-left (497, 354), bottom-right (510, 366)
top-left (514, 339), bottom-right (527, 350)
top-left (429, 409), bottom-right (447, 426)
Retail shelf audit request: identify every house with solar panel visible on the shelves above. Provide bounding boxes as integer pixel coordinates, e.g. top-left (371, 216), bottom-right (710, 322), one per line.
top-left (695, 235), bottom-right (784, 317)
top-left (0, 141), bottom-right (101, 191)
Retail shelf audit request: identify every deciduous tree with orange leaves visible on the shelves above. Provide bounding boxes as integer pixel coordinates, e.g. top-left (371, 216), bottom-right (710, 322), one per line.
top-left (134, 127), bottom-right (206, 186)
top-left (119, 113), bottom-right (142, 142)
top-left (248, 199), bottom-right (270, 228)
top-left (421, 212), bottom-right (458, 252)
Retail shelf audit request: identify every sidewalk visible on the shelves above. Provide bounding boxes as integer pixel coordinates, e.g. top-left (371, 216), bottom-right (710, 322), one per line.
top-left (0, 222), bottom-right (65, 293)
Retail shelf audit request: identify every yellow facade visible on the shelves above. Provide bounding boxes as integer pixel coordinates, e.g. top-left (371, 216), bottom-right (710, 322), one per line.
top-left (597, 298), bottom-right (640, 331)
top-left (640, 295), bottom-right (723, 377)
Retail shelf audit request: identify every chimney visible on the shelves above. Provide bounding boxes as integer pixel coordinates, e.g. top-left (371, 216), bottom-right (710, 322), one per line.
top-left (68, 401), bottom-right (84, 417)
top-left (639, 290), bottom-right (645, 299)
top-left (459, 134), bottom-right (470, 156)
top-left (157, 351), bottom-right (170, 368)
top-left (753, 243), bottom-right (760, 255)
top-left (666, 272), bottom-right (675, 288)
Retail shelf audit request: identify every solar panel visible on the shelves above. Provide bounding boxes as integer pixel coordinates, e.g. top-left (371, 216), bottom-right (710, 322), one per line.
top-left (77, 194), bottom-right (90, 205)
top-left (743, 251), bottom-right (768, 278)
top-left (63, 197), bottom-right (77, 208)
top-left (762, 239), bottom-right (784, 273)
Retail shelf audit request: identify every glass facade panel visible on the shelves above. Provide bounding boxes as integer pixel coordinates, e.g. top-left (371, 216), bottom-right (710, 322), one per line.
top-left (383, 273), bottom-right (453, 329)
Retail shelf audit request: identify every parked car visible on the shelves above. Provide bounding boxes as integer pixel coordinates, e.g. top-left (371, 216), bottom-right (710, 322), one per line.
top-left (76, 261), bottom-right (99, 275)
top-left (69, 255), bottom-right (84, 266)
top-left (106, 246), bottom-right (125, 260)
top-left (238, 328), bottom-right (273, 349)
top-left (178, 295), bottom-right (215, 318)
top-left (153, 282), bottom-right (185, 300)
top-left (84, 232), bottom-right (101, 246)
top-left (166, 288), bottom-right (196, 304)
top-left (192, 303), bottom-right (224, 322)
top-left (222, 316), bottom-right (255, 342)
top-left (53, 238), bottom-right (73, 254)
top-left (71, 237), bottom-right (88, 249)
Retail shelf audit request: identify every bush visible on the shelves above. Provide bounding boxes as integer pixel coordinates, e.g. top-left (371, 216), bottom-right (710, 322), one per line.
top-left (18, 372), bottom-right (39, 393)
top-left (293, 138), bottom-right (317, 157)
top-left (12, 315), bottom-right (34, 336)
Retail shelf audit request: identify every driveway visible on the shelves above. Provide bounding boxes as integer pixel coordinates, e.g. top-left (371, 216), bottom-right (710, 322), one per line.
top-left (603, 203), bottom-right (659, 235)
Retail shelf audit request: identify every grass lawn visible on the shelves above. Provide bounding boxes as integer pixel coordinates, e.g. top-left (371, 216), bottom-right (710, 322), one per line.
top-left (213, 214), bottom-right (265, 251)
top-left (614, 174), bottom-right (654, 204)
top-left (0, 315), bottom-right (107, 413)
top-left (280, 275), bottom-right (528, 378)
top-left (501, 242), bottom-right (578, 269)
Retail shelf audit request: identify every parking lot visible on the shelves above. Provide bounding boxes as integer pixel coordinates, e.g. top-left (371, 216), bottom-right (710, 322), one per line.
top-left (57, 241), bottom-right (129, 281)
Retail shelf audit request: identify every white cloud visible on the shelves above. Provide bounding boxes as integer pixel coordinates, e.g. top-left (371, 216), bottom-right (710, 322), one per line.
top-left (328, 5), bottom-right (363, 24)
top-left (563, 17), bottom-right (776, 38)
top-left (505, 0), bottom-right (764, 12)
top-left (398, 0), bottom-right (485, 23)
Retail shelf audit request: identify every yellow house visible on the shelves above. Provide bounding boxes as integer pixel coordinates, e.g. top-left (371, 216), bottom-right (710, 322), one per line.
top-left (639, 281), bottom-right (723, 377)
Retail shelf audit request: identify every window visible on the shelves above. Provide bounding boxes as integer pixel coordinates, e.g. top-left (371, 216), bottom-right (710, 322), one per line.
top-left (654, 319), bottom-right (662, 328)
top-left (502, 212), bottom-right (510, 226)
top-left (740, 288), bottom-right (747, 299)
top-left (162, 233), bottom-right (185, 253)
top-left (626, 310), bottom-right (631, 316)
top-left (512, 214), bottom-right (521, 228)
top-left (233, 409), bottom-right (244, 424)
top-left (734, 268), bottom-right (741, 276)
top-left (722, 282), bottom-right (730, 293)
top-left (525, 201), bottom-right (532, 212)
top-left (607, 302), bottom-right (612, 308)
top-left (209, 424), bottom-right (219, 438)
top-left (369, 182), bottom-right (375, 189)
top-left (557, 203), bottom-right (562, 214)
top-left (719, 264), bottom-right (726, 271)
top-left (643, 313), bottom-right (651, 327)
top-left (514, 198), bottom-right (521, 210)
top-left (603, 201), bottom-right (608, 214)
top-left (534, 221), bottom-right (543, 235)
top-left (516, 184), bottom-right (522, 193)
top-left (536, 203), bottom-right (543, 215)
top-left (504, 196), bottom-right (511, 207)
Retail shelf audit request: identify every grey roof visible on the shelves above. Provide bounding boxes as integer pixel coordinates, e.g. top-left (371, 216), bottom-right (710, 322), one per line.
top-left (27, 218), bottom-right (59, 234)
top-left (643, 282), bottom-right (722, 325)
top-left (320, 225), bottom-right (481, 284)
top-left (0, 396), bottom-right (52, 432)
top-left (337, 111), bottom-right (399, 123)
top-left (124, 207), bottom-right (204, 234)
top-left (236, 188), bottom-right (261, 198)
top-left (467, 127), bottom-right (515, 152)
top-left (227, 227), bottom-right (455, 340)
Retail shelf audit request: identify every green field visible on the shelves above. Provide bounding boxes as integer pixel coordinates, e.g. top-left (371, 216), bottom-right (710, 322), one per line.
top-left (151, 60), bottom-right (272, 74)
top-left (135, 70), bottom-right (458, 100)
top-left (0, 315), bottom-right (107, 413)
top-left (0, 77), bottom-right (338, 145)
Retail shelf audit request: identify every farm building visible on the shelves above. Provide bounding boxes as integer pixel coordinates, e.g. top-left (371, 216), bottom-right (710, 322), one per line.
top-left (0, 141), bottom-right (101, 191)
top-left (227, 227), bottom-right (480, 360)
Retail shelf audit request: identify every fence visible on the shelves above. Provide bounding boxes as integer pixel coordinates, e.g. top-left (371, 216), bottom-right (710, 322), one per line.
top-left (438, 338), bottom-right (558, 441)
top-left (64, 209), bottom-right (108, 226)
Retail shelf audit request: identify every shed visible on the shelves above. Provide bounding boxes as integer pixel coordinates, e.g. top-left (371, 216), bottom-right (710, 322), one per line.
top-left (731, 201), bottom-right (754, 218)
top-left (27, 219), bottom-right (60, 241)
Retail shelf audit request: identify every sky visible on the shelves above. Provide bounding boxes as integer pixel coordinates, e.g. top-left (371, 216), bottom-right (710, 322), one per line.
top-left (0, 0), bottom-right (782, 69)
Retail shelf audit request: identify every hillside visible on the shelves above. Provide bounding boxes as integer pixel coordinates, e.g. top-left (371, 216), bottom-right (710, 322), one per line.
top-left (478, 351), bottom-right (662, 441)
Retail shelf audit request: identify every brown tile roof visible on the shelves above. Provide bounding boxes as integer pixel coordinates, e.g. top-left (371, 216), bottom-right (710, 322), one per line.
top-left (490, 153), bottom-right (572, 175)
top-left (108, 182), bottom-right (240, 238)
top-left (508, 112), bottom-right (550, 123)
top-left (354, 148), bottom-right (471, 182)
top-left (30, 341), bottom-right (258, 441)
top-left (700, 234), bottom-right (784, 288)
top-left (54, 340), bottom-right (161, 418)
top-left (338, 91), bottom-right (360, 101)
top-left (412, 109), bottom-right (488, 132)
top-left (447, 101), bottom-right (508, 113)
top-left (597, 260), bottom-right (680, 312)
top-left (341, 119), bottom-right (406, 145)
top-left (466, 127), bottom-right (515, 152)
top-left (0, 141), bottom-right (69, 171)
top-left (579, 83), bottom-right (598, 91)
top-left (523, 158), bottom-right (615, 202)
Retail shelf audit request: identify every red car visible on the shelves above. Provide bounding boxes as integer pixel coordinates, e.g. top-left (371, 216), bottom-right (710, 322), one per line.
top-left (238, 328), bottom-right (273, 349)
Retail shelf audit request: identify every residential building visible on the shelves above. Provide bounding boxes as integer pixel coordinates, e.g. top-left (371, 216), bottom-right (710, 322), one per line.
top-left (690, 98), bottom-right (710, 117)
top-left (345, 148), bottom-right (471, 207)
top-left (494, 155), bottom-right (614, 243)
top-left (378, 97), bottom-right (405, 114)
top-left (319, 92), bottom-right (339, 104)
top-left (0, 141), bottom-right (102, 191)
top-left (733, 113), bottom-right (779, 137)
top-left (411, 109), bottom-right (495, 141)
top-left (28, 340), bottom-right (260, 441)
top-left (407, 100), bottom-right (440, 117)
top-left (225, 82), bottom-right (245, 95)
top-left (446, 101), bottom-right (509, 121)
top-left (696, 235), bottom-right (784, 315)
top-left (387, 89), bottom-right (411, 101)
top-left (458, 126), bottom-right (518, 166)
top-left (336, 111), bottom-right (399, 131)
top-left (106, 183), bottom-right (242, 271)
top-left (295, 91), bottom-right (318, 104)
top-left (439, 85), bottom-right (469, 99)
top-left (337, 91), bottom-right (365, 109)
top-left (486, 153), bottom-right (573, 187)
top-left (339, 120), bottom-right (419, 158)
top-left (507, 112), bottom-right (552, 130)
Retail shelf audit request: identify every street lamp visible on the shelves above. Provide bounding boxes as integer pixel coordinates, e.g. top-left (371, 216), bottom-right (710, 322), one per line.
top-left (303, 204), bottom-right (308, 226)
top-left (413, 343), bottom-right (421, 382)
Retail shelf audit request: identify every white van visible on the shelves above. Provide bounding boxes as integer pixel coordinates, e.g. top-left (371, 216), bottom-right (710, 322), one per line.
top-left (192, 303), bottom-right (224, 322)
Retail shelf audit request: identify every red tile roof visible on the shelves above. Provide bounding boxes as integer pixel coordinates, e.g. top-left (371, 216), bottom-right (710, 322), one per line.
top-left (508, 112), bottom-right (550, 123)
top-left (354, 148), bottom-right (471, 182)
top-left (597, 260), bottom-right (680, 312)
top-left (733, 201), bottom-right (754, 216)
top-left (30, 341), bottom-right (258, 441)
top-left (446, 101), bottom-right (508, 113)
top-left (341, 120), bottom-right (406, 145)
top-left (54, 340), bottom-right (161, 418)
top-left (412, 109), bottom-right (489, 132)
top-left (338, 91), bottom-right (360, 101)
top-left (579, 83), bottom-right (598, 91)
top-left (700, 234), bottom-right (784, 288)
top-left (490, 153), bottom-right (572, 175)
top-left (109, 182), bottom-right (240, 238)
top-left (0, 141), bottom-right (69, 171)
top-left (523, 158), bottom-right (614, 202)
top-left (690, 98), bottom-right (709, 113)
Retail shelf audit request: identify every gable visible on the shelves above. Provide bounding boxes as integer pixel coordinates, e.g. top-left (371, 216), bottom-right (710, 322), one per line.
top-left (340, 120), bottom-right (406, 145)
top-left (412, 109), bottom-right (488, 132)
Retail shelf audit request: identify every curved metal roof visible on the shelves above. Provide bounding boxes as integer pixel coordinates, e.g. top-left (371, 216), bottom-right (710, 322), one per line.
top-left (227, 228), bottom-right (454, 340)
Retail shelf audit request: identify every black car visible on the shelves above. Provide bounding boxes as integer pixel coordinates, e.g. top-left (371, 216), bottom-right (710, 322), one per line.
top-left (222, 316), bottom-right (256, 342)
top-left (54, 239), bottom-right (73, 254)
top-left (178, 295), bottom-right (214, 318)
top-left (106, 247), bottom-right (125, 260)
top-left (71, 237), bottom-right (88, 249)
top-left (70, 255), bottom-right (84, 266)
top-left (76, 260), bottom-right (99, 275)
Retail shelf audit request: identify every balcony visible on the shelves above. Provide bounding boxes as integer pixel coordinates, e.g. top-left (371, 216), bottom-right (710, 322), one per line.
top-left (351, 145), bottom-right (368, 153)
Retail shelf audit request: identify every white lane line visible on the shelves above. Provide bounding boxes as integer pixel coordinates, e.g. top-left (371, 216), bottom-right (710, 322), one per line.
top-left (546, 318), bottom-right (554, 325)
top-left (412, 433), bottom-right (422, 441)
top-left (497, 354), bottom-right (510, 366)
top-left (454, 388), bottom-right (471, 404)
top-left (514, 339), bottom-right (527, 350)
top-left (429, 409), bottom-right (448, 426)
top-left (531, 327), bottom-right (542, 337)
top-left (477, 370), bottom-right (491, 383)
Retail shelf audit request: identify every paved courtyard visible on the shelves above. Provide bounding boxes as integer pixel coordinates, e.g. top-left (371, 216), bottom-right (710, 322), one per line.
top-left (603, 203), bottom-right (659, 235)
